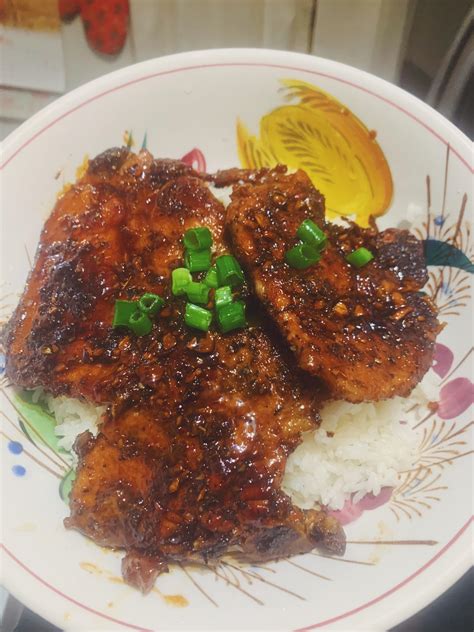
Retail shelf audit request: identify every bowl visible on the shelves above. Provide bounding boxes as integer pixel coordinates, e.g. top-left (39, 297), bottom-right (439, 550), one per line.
top-left (1, 48), bottom-right (472, 631)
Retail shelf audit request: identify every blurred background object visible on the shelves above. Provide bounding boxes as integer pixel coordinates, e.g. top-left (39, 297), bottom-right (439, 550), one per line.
top-left (425, 6), bottom-right (473, 139)
top-left (0, 0), bottom-right (65, 137)
top-left (0, 0), bottom-right (60, 30)
top-left (0, 0), bottom-right (472, 140)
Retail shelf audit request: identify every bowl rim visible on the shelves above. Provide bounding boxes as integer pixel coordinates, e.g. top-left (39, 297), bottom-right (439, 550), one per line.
top-left (1, 47), bottom-right (472, 632)
top-left (1, 47), bottom-right (472, 170)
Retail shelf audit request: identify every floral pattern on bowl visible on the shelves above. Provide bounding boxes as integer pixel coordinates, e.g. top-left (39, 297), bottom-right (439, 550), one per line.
top-left (1, 50), bottom-right (472, 632)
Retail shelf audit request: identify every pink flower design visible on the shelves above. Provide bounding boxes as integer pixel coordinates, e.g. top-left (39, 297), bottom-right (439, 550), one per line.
top-left (329, 487), bottom-right (393, 526)
top-left (438, 378), bottom-right (474, 419)
top-left (329, 500), bottom-right (363, 526)
top-left (432, 343), bottom-right (454, 378)
top-left (181, 148), bottom-right (206, 172)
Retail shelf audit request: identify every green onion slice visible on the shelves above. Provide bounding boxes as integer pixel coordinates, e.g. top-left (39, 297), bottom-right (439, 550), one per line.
top-left (184, 303), bottom-right (213, 332)
top-left (217, 300), bottom-right (247, 333)
top-left (113, 300), bottom-right (138, 327)
top-left (346, 247), bottom-right (374, 268)
top-left (172, 268), bottom-right (192, 296)
top-left (215, 285), bottom-right (233, 310)
top-left (285, 243), bottom-right (320, 269)
top-left (297, 219), bottom-right (327, 250)
top-left (183, 227), bottom-right (213, 251)
top-left (215, 255), bottom-right (245, 287)
top-left (184, 248), bottom-right (212, 273)
top-left (185, 281), bottom-right (210, 305)
top-left (128, 310), bottom-right (152, 336)
top-left (204, 266), bottom-right (219, 289)
top-left (138, 293), bottom-right (165, 316)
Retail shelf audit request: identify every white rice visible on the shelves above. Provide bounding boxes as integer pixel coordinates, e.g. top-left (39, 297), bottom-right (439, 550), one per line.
top-left (32, 372), bottom-right (438, 511)
top-left (208, 184), bottom-right (232, 207)
top-left (282, 373), bottom-right (438, 510)
top-left (46, 395), bottom-right (106, 454)
top-left (32, 387), bottom-right (106, 460)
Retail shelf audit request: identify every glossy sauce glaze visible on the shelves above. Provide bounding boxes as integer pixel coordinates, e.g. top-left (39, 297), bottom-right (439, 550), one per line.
top-left (5, 148), bottom-right (344, 592)
top-left (224, 167), bottom-right (440, 402)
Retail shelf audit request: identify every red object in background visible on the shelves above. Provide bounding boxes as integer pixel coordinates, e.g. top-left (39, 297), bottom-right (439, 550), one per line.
top-left (80, 0), bottom-right (129, 55)
top-left (58, 0), bottom-right (80, 21)
top-left (58, 0), bottom-right (130, 56)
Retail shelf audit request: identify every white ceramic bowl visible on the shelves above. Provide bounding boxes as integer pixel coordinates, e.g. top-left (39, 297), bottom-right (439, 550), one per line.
top-left (1, 49), bottom-right (472, 631)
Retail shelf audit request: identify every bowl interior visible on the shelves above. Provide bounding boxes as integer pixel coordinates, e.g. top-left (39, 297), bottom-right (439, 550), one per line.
top-left (1, 49), bottom-right (472, 631)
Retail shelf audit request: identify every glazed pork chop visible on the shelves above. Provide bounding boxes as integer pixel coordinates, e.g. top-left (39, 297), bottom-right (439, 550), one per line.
top-left (5, 149), bottom-right (344, 591)
top-left (5, 148), bottom-right (202, 403)
top-left (224, 167), bottom-right (440, 403)
top-left (69, 325), bottom-right (343, 593)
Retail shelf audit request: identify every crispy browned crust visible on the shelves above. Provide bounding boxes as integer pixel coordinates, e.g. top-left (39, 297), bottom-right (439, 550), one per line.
top-left (5, 149), bottom-right (345, 591)
top-left (225, 169), bottom-right (440, 403)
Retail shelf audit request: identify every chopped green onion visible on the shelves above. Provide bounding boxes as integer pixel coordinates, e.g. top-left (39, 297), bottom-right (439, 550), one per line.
top-left (346, 247), bottom-right (374, 268)
top-left (204, 266), bottom-right (219, 289)
top-left (172, 268), bottom-right (192, 296)
top-left (215, 285), bottom-right (233, 309)
top-left (184, 248), bottom-right (212, 273)
top-left (185, 281), bottom-right (210, 305)
top-left (138, 293), bottom-right (165, 316)
top-left (217, 300), bottom-right (247, 333)
top-left (215, 255), bottom-right (245, 287)
top-left (112, 300), bottom-right (138, 327)
top-left (297, 219), bottom-right (327, 250)
top-left (184, 303), bottom-right (213, 332)
top-left (128, 310), bottom-right (152, 336)
top-left (183, 227), bottom-right (213, 251)
top-left (285, 243), bottom-right (320, 269)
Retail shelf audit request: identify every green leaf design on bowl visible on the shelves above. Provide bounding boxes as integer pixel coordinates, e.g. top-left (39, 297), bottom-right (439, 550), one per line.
top-left (424, 239), bottom-right (474, 273)
top-left (14, 390), bottom-right (67, 457)
top-left (59, 469), bottom-right (76, 503)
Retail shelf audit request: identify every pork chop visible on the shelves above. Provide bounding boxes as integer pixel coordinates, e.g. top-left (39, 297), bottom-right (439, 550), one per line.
top-left (5, 149), bottom-right (344, 591)
top-left (224, 167), bottom-right (440, 402)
